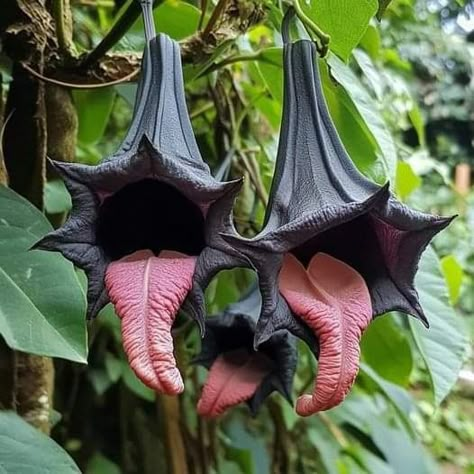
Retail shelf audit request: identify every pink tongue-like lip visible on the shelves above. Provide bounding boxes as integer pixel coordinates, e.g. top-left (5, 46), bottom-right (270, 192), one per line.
top-left (279, 252), bottom-right (372, 416)
top-left (197, 348), bottom-right (273, 418)
top-left (105, 249), bottom-right (196, 395)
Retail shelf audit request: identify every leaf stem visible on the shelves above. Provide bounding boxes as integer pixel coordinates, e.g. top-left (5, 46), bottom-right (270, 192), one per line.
top-left (202, 50), bottom-right (281, 76)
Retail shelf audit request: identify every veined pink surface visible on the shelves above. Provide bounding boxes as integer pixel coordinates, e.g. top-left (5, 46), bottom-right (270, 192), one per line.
top-left (279, 253), bottom-right (372, 416)
top-left (105, 249), bottom-right (196, 395)
top-left (197, 349), bottom-right (272, 418)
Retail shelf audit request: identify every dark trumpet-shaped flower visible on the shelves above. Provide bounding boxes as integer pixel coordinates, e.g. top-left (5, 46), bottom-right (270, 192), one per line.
top-left (195, 286), bottom-right (297, 417)
top-left (34, 3), bottom-right (241, 395)
top-left (193, 11), bottom-right (454, 416)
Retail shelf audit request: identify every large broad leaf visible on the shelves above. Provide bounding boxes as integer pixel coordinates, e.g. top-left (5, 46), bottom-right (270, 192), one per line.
top-left (361, 315), bottom-right (413, 387)
top-left (224, 418), bottom-right (270, 474)
top-left (369, 418), bottom-right (439, 474)
top-left (44, 180), bottom-right (72, 215)
top-left (359, 363), bottom-right (416, 437)
top-left (410, 247), bottom-right (468, 405)
top-left (0, 411), bottom-right (80, 473)
top-left (395, 161), bottom-right (422, 201)
top-left (153, 0), bottom-right (200, 40)
top-left (301, 0), bottom-right (378, 61)
top-left (327, 53), bottom-right (397, 183)
top-left (0, 186), bottom-right (87, 363)
top-left (307, 418), bottom-right (343, 474)
top-left (73, 88), bottom-right (116, 145)
top-left (332, 395), bottom-right (435, 473)
top-left (440, 254), bottom-right (464, 305)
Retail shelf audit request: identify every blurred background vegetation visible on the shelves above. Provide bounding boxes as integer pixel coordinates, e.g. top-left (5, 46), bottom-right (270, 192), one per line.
top-left (0, 0), bottom-right (473, 473)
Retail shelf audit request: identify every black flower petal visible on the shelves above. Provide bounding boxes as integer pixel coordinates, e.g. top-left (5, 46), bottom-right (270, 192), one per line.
top-left (195, 286), bottom-right (297, 417)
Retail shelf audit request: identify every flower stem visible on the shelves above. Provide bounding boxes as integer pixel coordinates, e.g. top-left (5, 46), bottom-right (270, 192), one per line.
top-left (293, 0), bottom-right (330, 55)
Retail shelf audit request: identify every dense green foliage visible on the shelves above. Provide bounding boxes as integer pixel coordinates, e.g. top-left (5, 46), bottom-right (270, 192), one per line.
top-left (0, 0), bottom-right (473, 473)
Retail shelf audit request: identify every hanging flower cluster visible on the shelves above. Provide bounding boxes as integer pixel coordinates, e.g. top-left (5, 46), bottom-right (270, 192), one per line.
top-left (35, 4), bottom-right (453, 416)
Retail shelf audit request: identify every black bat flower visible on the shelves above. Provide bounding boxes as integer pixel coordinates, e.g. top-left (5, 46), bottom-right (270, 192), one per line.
top-left (218, 11), bottom-right (453, 416)
top-left (195, 286), bottom-right (297, 417)
top-left (34, 1), bottom-right (241, 395)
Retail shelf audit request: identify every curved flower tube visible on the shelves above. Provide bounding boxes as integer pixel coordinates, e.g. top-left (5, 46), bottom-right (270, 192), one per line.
top-left (34, 2), bottom-right (241, 395)
top-left (201, 11), bottom-right (453, 415)
top-left (195, 286), bottom-right (297, 417)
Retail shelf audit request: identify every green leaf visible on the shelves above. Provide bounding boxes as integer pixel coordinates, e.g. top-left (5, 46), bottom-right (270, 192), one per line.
top-left (395, 161), bottom-right (422, 201)
top-left (280, 400), bottom-right (299, 431)
top-left (408, 103), bottom-right (426, 147)
top-left (74, 88), bottom-right (116, 145)
top-left (122, 361), bottom-right (156, 402)
top-left (256, 48), bottom-right (284, 104)
top-left (86, 453), bottom-right (121, 474)
top-left (358, 25), bottom-right (381, 60)
top-left (131, 0), bottom-right (200, 42)
top-left (225, 418), bottom-right (270, 474)
top-left (0, 186), bottom-right (87, 363)
top-left (369, 418), bottom-right (439, 473)
top-left (359, 363), bottom-right (416, 436)
top-left (353, 48), bottom-right (384, 101)
top-left (115, 84), bottom-right (137, 107)
top-left (206, 269), bottom-right (241, 314)
top-left (0, 411), bottom-right (80, 473)
top-left (154, 0), bottom-right (200, 40)
top-left (440, 255), bottom-right (464, 305)
top-left (345, 444), bottom-right (394, 474)
top-left (327, 53), bottom-right (397, 182)
top-left (105, 352), bottom-right (123, 383)
top-left (361, 315), bottom-right (413, 386)
top-left (302, 0), bottom-right (378, 61)
top-left (88, 368), bottom-right (114, 396)
top-left (225, 446), bottom-right (254, 474)
top-left (184, 39), bottom-right (234, 83)
top-left (333, 396), bottom-right (436, 473)
top-left (44, 179), bottom-right (72, 215)
top-left (410, 247), bottom-right (468, 405)
top-left (307, 418), bottom-right (342, 474)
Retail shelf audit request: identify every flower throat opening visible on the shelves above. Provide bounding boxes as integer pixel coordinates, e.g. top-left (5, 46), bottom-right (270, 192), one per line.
top-left (97, 178), bottom-right (206, 260)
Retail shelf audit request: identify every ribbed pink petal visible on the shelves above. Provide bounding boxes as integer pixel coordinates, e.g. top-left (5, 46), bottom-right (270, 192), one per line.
top-left (279, 253), bottom-right (371, 416)
top-left (197, 349), bottom-right (272, 418)
top-left (105, 249), bottom-right (196, 395)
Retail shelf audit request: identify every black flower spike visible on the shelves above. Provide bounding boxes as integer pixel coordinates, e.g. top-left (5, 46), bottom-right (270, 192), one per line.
top-left (195, 285), bottom-right (297, 417)
top-left (217, 10), bottom-right (453, 416)
top-left (34, 0), bottom-right (241, 395)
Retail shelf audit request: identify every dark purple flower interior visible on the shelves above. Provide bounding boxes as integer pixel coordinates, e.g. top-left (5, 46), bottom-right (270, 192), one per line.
top-left (291, 214), bottom-right (399, 287)
top-left (97, 178), bottom-right (206, 260)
